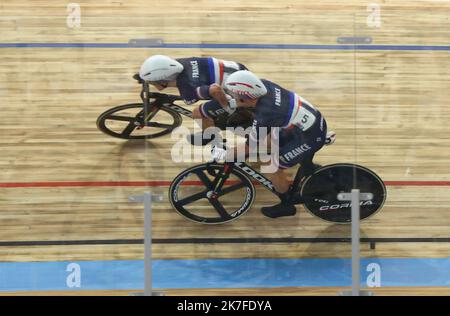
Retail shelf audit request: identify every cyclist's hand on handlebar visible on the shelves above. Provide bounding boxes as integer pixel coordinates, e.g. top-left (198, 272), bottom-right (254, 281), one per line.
top-left (133, 73), bottom-right (144, 84)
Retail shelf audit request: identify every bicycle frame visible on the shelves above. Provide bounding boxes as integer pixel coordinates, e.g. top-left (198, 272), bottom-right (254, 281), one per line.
top-left (208, 158), bottom-right (315, 202)
top-left (209, 161), bottom-right (280, 198)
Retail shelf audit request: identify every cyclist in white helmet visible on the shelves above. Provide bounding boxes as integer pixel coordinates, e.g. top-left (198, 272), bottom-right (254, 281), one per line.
top-left (223, 70), bottom-right (336, 218)
top-left (138, 55), bottom-right (249, 144)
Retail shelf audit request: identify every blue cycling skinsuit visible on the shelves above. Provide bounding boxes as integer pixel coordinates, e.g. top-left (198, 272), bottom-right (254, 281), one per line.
top-left (174, 57), bottom-right (247, 115)
top-left (248, 79), bottom-right (327, 169)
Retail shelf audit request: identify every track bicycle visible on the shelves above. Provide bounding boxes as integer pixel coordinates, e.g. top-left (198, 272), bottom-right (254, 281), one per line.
top-left (97, 75), bottom-right (239, 139)
top-left (169, 143), bottom-right (387, 224)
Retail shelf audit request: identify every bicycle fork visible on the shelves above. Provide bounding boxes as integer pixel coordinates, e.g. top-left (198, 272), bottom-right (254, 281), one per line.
top-left (138, 81), bottom-right (160, 129)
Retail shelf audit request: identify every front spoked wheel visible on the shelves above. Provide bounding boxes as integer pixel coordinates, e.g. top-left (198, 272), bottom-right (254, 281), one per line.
top-left (169, 163), bottom-right (256, 224)
top-left (300, 163), bottom-right (387, 224)
top-left (96, 103), bottom-right (182, 139)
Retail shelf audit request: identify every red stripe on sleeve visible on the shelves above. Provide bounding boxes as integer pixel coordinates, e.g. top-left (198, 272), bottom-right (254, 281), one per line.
top-left (219, 61), bottom-right (224, 83)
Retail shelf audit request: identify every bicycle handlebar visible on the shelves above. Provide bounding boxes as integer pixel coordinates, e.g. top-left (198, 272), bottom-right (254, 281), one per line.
top-left (133, 73), bottom-right (144, 84)
top-left (134, 73), bottom-right (182, 103)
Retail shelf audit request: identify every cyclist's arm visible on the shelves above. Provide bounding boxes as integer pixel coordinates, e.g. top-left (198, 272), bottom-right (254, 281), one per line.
top-left (176, 77), bottom-right (199, 105)
top-left (208, 83), bottom-right (229, 108)
top-left (193, 83), bottom-right (230, 110)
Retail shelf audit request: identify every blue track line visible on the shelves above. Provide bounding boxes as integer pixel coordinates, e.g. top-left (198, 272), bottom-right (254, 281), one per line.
top-left (1, 42), bottom-right (450, 51)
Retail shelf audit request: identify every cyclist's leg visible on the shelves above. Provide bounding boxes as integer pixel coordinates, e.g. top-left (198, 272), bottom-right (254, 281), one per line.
top-left (192, 103), bottom-right (214, 130)
top-left (269, 128), bottom-right (322, 193)
top-left (268, 168), bottom-right (291, 196)
top-left (280, 120), bottom-right (327, 188)
top-left (260, 129), bottom-right (303, 218)
top-left (189, 100), bottom-right (227, 145)
top-left (261, 124), bottom-right (326, 218)
top-left (260, 164), bottom-right (297, 218)
top-left (196, 100), bottom-right (228, 122)
top-left (290, 153), bottom-right (316, 193)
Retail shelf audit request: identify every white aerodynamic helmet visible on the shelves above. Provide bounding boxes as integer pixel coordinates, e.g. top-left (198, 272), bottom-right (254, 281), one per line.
top-left (224, 70), bottom-right (267, 99)
top-left (139, 55), bottom-right (184, 82)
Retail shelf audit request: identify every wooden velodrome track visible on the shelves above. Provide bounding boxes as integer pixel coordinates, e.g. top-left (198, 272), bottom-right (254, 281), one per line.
top-left (1, 0), bottom-right (450, 295)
